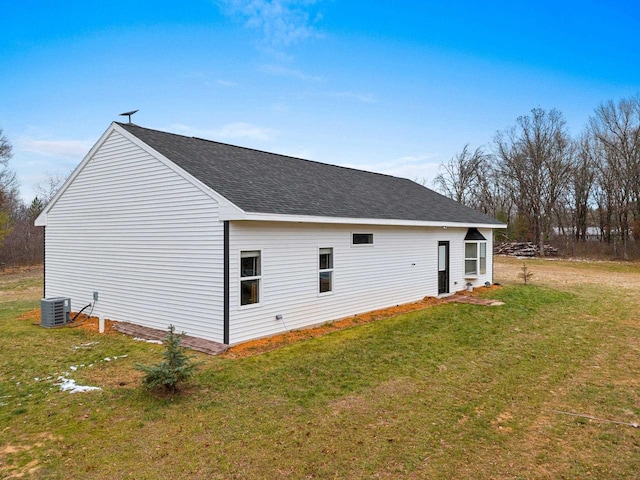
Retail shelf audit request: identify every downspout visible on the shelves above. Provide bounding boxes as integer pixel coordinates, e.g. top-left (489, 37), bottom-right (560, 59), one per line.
top-left (223, 221), bottom-right (230, 345)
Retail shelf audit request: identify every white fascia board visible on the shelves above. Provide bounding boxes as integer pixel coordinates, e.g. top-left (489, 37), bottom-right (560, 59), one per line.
top-left (34, 213), bottom-right (47, 227)
top-left (219, 210), bottom-right (507, 229)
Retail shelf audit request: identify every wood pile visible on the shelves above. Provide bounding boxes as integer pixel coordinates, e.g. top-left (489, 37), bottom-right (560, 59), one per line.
top-left (494, 242), bottom-right (559, 257)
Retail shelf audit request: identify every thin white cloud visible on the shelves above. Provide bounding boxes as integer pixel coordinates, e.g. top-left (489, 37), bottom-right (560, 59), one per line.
top-left (270, 102), bottom-right (289, 113)
top-left (19, 138), bottom-right (92, 158)
top-left (183, 71), bottom-right (207, 79)
top-left (171, 122), bottom-right (279, 142)
top-left (342, 154), bottom-right (442, 184)
top-left (217, 79), bottom-right (238, 87)
top-left (386, 162), bottom-right (443, 186)
top-left (219, 0), bottom-right (323, 49)
top-left (327, 91), bottom-right (378, 104)
top-left (344, 154), bottom-right (435, 171)
top-left (216, 122), bottom-right (278, 141)
top-left (273, 146), bottom-right (314, 159)
top-left (260, 64), bottom-right (323, 81)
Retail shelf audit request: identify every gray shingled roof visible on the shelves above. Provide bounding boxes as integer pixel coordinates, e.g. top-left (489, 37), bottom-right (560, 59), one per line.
top-left (118, 123), bottom-right (502, 225)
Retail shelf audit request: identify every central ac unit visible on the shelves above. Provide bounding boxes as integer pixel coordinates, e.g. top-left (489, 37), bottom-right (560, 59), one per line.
top-left (41, 297), bottom-right (71, 328)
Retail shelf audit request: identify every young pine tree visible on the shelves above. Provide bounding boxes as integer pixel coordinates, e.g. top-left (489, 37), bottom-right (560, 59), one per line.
top-left (518, 263), bottom-right (534, 285)
top-left (135, 325), bottom-right (200, 393)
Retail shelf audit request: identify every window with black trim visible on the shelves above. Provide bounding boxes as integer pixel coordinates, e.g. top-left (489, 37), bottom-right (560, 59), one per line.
top-left (319, 247), bottom-right (333, 294)
top-left (240, 250), bottom-right (261, 305)
top-left (352, 233), bottom-right (373, 245)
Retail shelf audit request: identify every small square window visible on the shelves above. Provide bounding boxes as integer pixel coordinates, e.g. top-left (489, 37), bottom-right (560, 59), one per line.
top-left (352, 233), bottom-right (373, 245)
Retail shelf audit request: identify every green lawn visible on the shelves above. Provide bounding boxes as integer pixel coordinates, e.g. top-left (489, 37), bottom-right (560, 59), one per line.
top-left (1, 261), bottom-right (639, 479)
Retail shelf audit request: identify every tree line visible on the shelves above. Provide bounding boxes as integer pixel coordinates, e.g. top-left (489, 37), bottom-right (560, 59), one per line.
top-left (433, 94), bottom-right (640, 259)
top-left (1, 96), bottom-right (639, 266)
top-left (0, 129), bottom-right (61, 266)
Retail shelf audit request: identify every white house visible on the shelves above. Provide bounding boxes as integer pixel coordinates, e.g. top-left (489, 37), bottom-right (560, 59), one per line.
top-left (35, 122), bottom-right (506, 345)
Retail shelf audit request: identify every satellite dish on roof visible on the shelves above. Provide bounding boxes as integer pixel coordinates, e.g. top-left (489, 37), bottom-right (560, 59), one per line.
top-left (119, 110), bottom-right (139, 124)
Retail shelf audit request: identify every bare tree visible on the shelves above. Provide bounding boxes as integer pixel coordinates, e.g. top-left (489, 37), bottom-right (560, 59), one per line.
top-left (0, 129), bottom-right (49, 265)
top-left (0, 128), bottom-right (19, 250)
top-left (0, 129), bottom-right (17, 195)
top-left (35, 170), bottom-right (69, 205)
top-left (572, 133), bottom-right (598, 242)
top-left (0, 129), bottom-right (11, 160)
top-left (588, 96), bottom-right (640, 258)
top-left (433, 144), bottom-right (491, 207)
top-left (493, 108), bottom-right (573, 255)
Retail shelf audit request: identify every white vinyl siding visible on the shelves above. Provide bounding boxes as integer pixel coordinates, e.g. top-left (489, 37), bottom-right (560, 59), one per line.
top-left (227, 222), bottom-right (494, 344)
top-left (43, 130), bottom-right (225, 342)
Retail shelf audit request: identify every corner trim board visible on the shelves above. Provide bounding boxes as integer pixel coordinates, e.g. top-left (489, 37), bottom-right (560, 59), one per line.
top-left (43, 226), bottom-right (46, 298)
top-left (223, 221), bottom-right (230, 345)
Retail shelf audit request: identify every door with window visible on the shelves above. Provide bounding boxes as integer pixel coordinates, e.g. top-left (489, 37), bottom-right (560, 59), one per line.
top-left (438, 241), bottom-right (449, 294)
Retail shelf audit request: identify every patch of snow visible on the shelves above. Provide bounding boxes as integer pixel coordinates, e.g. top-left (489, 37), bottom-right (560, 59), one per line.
top-left (73, 341), bottom-right (99, 350)
top-left (55, 376), bottom-right (101, 394)
top-left (103, 355), bottom-right (128, 362)
top-left (134, 337), bottom-right (163, 344)
top-left (69, 365), bottom-right (78, 371)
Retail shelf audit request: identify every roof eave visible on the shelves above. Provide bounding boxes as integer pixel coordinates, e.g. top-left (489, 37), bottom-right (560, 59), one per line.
top-left (220, 210), bottom-right (506, 228)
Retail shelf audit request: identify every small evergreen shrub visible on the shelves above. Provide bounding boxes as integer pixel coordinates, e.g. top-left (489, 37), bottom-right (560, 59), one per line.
top-left (135, 325), bottom-right (200, 393)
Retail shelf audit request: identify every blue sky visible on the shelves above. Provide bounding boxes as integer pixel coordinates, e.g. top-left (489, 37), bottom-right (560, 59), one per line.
top-left (1, 0), bottom-right (639, 202)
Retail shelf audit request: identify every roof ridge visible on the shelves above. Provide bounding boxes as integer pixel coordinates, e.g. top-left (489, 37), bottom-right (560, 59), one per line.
top-left (116, 122), bottom-right (414, 183)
